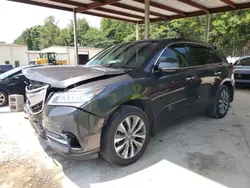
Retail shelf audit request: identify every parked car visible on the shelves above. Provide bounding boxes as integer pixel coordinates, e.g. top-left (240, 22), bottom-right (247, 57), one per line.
top-left (0, 65), bottom-right (42, 106)
top-left (233, 56), bottom-right (250, 83)
top-left (24, 39), bottom-right (234, 166)
top-left (0, 65), bottom-right (13, 74)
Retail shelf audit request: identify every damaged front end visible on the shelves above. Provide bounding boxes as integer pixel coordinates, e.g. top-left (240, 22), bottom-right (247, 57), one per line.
top-left (25, 82), bottom-right (50, 139)
top-left (23, 65), bottom-right (122, 159)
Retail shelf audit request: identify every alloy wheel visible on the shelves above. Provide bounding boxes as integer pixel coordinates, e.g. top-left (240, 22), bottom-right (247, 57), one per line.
top-left (0, 92), bottom-right (6, 106)
top-left (218, 90), bottom-right (230, 114)
top-left (114, 115), bottom-right (146, 159)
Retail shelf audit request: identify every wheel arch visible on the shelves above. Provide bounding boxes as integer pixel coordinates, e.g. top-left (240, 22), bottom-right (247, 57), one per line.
top-left (104, 98), bottom-right (157, 136)
top-left (0, 88), bottom-right (8, 94)
top-left (220, 79), bottom-right (234, 102)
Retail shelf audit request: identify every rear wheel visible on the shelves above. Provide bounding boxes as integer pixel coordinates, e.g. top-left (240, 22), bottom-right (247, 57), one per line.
top-left (210, 85), bottom-right (230, 119)
top-left (0, 91), bottom-right (8, 107)
top-left (100, 105), bottom-right (150, 166)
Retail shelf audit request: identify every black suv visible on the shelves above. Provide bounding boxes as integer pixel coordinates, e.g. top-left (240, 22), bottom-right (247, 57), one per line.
top-left (24, 39), bottom-right (234, 166)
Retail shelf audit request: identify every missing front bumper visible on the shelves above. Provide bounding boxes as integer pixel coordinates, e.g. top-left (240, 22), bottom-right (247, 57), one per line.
top-left (46, 130), bottom-right (99, 160)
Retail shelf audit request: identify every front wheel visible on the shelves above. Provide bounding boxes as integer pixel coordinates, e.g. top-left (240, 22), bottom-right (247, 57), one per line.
top-left (210, 85), bottom-right (230, 119)
top-left (100, 105), bottom-right (150, 166)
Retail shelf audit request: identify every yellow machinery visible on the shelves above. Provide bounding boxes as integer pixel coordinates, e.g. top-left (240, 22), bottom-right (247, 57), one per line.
top-left (35, 52), bottom-right (67, 65)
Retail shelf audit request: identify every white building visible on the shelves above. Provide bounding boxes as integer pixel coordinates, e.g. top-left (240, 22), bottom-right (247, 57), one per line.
top-left (27, 46), bottom-right (103, 65)
top-left (0, 44), bottom-right (28, 67)
top-left (0, 44), bottom-right (102, 67)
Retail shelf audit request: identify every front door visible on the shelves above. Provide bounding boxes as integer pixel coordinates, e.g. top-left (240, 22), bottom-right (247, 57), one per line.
top-left (150, 43), bottom-right (196, 123)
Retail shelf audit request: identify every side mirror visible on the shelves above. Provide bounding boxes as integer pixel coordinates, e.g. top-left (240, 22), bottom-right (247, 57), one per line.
top-left (13, 75), bottom-right (20, 80)
top-left (158, 61), bottom-right (180, 73)
top-left (13, 74), bottom-right (24, 80)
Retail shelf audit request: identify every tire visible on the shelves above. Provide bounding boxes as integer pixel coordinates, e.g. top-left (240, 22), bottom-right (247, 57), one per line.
top-left (100, 105), bottom-right (151, 166)
top-left (210, 85), bottom-right (230, 119)
top-left (0, 90), bottom-right (8, 107)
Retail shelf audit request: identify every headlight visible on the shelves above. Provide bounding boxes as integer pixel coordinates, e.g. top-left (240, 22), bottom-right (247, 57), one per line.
top-left (47, 87), bottom-right (104, 107)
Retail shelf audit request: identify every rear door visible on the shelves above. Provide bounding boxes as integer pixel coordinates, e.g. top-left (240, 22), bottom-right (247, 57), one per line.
top-left (186, 43), bottom-right (217, 111)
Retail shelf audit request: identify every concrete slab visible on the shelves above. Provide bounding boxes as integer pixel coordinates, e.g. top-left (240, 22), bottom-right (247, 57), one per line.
top-left (0, 89), bottom-right (250, 188)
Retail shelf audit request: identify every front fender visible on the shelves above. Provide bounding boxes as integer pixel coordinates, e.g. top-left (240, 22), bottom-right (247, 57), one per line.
top-left (220, 78), bottom-right (234, 86)
top-left (81, 80), bottom-right (151, 118)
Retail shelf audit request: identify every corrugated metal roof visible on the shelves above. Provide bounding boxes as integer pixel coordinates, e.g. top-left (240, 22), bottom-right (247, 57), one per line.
top-left (192, 0), bottom-right (227, 8)
top-left (88, 9), bottom-right (141, 21)
top-left (152, 0), bottom-right (200, 12)
top-left (8, 0), bottom-right (250, 23)
top-left (33, 0), bottom-right (77, 8)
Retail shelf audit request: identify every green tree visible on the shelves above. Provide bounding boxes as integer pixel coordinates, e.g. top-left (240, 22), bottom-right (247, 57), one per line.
top-left (39, 16), bottom-right (60, 48)
top-left (81, 27), bottom-right (114, 48)
top-left (14, 26), bottom-right (41, 50)
top-left (77, 18), bottom-right (90, 45)
top-left (210, 10), bottom-right (250, 56)
top-left (12, 10), bottom-right (250, 56)
top-left (100, 18), bottom-right (135, 44)
top-left (58, 25), bottom-right (73, 46)
top-left (58, 18), bottom-right (90, 46)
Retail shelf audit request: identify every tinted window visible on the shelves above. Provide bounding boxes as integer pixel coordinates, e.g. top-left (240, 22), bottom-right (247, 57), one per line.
top-left (87, 42), bottom-right (158, 69)
top-left (235, 58), bottom-right (250, 66)
top-left (158, 44), bottom-right (188, 68)
top-left (208, 48), bottom-right (223, 64)
top-left (188, 45), bottom-right (210, 66)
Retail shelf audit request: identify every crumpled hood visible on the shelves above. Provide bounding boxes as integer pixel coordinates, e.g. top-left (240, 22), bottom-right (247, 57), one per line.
top-left (22, 65), bottom-right (125, 88)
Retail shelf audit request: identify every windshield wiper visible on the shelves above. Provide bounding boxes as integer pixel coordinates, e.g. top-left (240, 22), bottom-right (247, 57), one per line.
top-left (102, 63), bottom-right (119, 68)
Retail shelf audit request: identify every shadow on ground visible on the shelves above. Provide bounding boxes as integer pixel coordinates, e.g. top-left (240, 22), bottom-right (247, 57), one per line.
top-left (38, 108), bottom-right (250, 188)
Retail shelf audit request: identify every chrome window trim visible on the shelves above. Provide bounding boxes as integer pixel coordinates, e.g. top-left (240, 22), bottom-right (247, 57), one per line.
top-left (151, 41), bottom-right (218, 73)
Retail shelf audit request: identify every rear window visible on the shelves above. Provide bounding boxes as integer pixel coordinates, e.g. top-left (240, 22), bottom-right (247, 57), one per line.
top-left (208, 48), bottom-right (224, 64)
top-left (235, 58), bottom-right (250, 66)
top-left (188, 45), bottom-right (210, 66)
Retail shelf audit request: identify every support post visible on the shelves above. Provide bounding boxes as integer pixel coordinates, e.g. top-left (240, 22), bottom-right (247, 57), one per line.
top-left (136, 22), bottom-right (139, 40)
top-left (73, 9), bottom-right (79, 65)
top-left (144, 0), bottom-right (150, 39)
top-left (205, 14), bottom-right (210, 42)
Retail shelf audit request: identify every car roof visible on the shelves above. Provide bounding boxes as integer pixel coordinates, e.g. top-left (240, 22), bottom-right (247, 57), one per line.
top-left (117, 38), bottom-right (211, 48)
top-left (238, 56), bottom-right (250, 60)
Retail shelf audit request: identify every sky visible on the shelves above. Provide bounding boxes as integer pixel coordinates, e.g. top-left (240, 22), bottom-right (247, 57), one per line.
top-left (0, 1), bottom-right (101, 43)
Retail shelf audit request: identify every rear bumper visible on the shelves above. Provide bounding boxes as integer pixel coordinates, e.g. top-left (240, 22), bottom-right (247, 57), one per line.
top-left (42, 106), bottom-right (105, 159)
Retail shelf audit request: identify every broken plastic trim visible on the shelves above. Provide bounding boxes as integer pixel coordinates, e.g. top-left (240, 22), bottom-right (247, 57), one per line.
top-left (46, 132), bottom-right (82, 154)
top-left (26, 85), bottom-right (49, 115)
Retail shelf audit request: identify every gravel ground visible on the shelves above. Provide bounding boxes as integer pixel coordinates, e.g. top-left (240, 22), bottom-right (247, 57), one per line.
top-left (0, 87), bottom-right (250, 188)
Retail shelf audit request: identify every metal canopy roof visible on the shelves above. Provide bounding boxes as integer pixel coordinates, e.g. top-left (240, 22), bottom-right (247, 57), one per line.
top-left (8, 0), bottom-right (250, 23)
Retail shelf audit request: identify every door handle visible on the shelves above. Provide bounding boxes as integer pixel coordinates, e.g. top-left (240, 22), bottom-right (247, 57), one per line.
top-left (214, 71), bottom-right (221, 76)
top-left (186, 76), bottom-right (195, 81)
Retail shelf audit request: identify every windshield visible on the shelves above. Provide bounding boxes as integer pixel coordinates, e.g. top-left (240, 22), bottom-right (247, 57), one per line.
top-left (0, 66), bottom-right (25, 79)
top-left (87, 42), bottom-right (159, 69)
